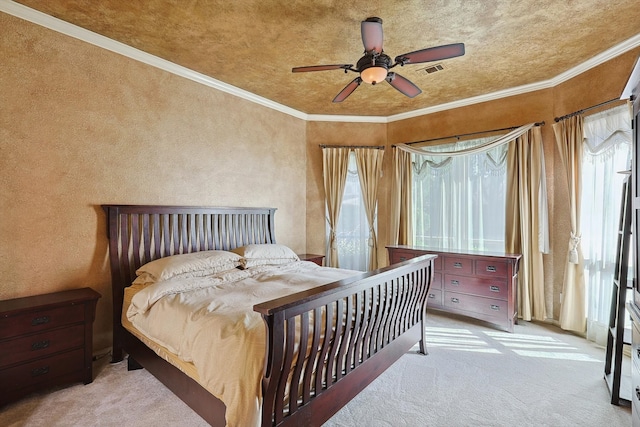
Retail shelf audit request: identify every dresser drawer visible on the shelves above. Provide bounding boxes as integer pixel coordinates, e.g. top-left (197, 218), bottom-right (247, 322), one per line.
top-left (426, 288), bottom-right (443, 308)
top-left (475, 259), bottom-right (509, 278)
top-left (0, 304), bottom-right (85, 340)
top-left (390, 249), bottom-right (435, 264)
top-left (0, 348), bottom-right (84, 390)
top-left (444, 292), bottom-right (508, 318)
top-left (0, 324), bottom-right (85, 368)
top-left (430, 272), bottom-right (442, 290)
top-left (390, 249), bottom-right (416, 264)
top-left (442, 256), bottom-right (473, 275)
top-left (443, 274), bottom-right (509, 300)
top-left (387, 247), bottom-right (442, 269)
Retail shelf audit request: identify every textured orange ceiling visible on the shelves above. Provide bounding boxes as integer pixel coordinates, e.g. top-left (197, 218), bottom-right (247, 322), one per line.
top-left (13, 0), bottom-right (640, 117)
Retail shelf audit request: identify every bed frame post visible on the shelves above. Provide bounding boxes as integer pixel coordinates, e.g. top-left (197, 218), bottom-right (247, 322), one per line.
top-left (103, 205), bottom-right (126, 363)
top-left (418, 262), bottom-right (434, 355)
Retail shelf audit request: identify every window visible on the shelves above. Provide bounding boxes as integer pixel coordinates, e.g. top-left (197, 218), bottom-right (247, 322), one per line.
top-left (331, 151), bottom-right (371, 271)
top-left (412, 137), bottom-right (508, 252)
top-left (581, 105), bottom-right (632, 344)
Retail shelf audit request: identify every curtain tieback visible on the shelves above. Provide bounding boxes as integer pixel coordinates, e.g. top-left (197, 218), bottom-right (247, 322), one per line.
top-left (329, 230), bottom-right (337, 250)
top-left (368, 226), bottom-right (375, 248)
top-left (569, 232), bottom-right (581, 264)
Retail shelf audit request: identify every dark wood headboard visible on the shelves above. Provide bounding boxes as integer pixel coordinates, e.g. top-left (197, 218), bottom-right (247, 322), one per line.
top-left (102, 204), bottom-right (277, 359)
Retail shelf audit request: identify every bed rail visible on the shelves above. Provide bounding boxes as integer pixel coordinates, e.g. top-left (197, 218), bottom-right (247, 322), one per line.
top-left (254, 254), bottom-right (435, 426)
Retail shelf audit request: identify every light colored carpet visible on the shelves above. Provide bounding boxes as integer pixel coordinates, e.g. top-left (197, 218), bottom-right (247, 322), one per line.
top-left (0, 312), bottom-right (632, 427)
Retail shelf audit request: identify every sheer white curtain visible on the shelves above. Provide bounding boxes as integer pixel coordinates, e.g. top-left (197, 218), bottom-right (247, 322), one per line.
top-left (333, 151), bottom-right (370, 271)
top-left (581, 104), bottom-right (631, 344)
top-left (412, 137), bottom-right (507, 251)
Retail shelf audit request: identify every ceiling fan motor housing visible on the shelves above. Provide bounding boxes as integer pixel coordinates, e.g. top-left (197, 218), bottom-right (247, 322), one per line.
top-left (357, 52), bottom-right (392, 72)
top-left (357, 52), bottom-right (392, 84)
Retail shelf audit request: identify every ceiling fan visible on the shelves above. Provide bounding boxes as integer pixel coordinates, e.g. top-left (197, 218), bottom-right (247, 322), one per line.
top-left (292, 17), bottom-right (465, 103)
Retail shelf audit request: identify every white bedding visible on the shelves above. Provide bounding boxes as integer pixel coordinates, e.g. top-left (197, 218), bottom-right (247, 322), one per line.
top-left (126, 260), bottom-right (359, 427)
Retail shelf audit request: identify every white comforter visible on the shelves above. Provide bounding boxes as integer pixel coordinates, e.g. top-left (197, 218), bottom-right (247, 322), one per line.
top-left (127, 261), bottom-right (358, 427)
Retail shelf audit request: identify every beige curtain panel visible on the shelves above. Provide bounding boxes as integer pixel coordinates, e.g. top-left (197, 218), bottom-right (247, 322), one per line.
top-left (505, 126), bottom-right (548, 322)
top-left (390, 147), bottom-right (413, 248)
top-left (553, 115), bottom-right (586, 334)
top-left (354, 148), bottom-right (385, 270)
top-left (322, 147), bottom-right (350, 268)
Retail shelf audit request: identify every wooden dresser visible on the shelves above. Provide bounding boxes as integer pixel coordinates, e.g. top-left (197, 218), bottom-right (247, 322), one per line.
top-left (0, 287), bottom-right (101, 406)
top-left (387, 245), bottom-right (521, 332)
top-left (624, 55), bottom-right (640, 425)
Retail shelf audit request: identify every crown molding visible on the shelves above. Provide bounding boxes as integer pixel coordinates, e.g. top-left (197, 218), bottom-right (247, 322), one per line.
top-left (0, 0), bottom-right (309, 121)
top-left (306, 114), bottom-right (388, 123)
top-left (3, 0), bottom-right (639, 124)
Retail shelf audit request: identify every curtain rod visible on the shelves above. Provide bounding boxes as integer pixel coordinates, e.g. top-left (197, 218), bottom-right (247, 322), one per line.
top-left (319, 145), bottom-right (385, 149)
top-left (403, 121), bottom-right (545, 146)
top-left (553, 98), bottom-right (621, 122)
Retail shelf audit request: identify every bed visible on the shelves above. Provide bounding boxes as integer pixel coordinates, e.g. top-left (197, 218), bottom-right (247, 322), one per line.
top-left (103, 204), bottom-right (435, 426)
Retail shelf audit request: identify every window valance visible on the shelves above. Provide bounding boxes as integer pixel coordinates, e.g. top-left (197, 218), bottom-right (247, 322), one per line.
top-left (395, 123), bottom-right (536, 157)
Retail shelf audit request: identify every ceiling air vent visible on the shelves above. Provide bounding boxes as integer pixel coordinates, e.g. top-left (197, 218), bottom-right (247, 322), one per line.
top-left (423, 63), bottom-right (444, 74)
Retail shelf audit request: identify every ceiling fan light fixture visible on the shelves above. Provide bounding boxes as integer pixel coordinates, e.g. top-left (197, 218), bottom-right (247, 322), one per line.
top-left (360, 65), bottom-right (388, 85)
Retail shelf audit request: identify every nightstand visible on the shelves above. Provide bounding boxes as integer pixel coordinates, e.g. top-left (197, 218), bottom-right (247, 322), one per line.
top-left (0, 287), bottom-right (101, 406)
top-left (298, 253), bottom-right (325, 266)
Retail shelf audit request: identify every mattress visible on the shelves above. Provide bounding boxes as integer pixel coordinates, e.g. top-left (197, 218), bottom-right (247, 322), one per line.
top-left (122, 285), bottom-right (201, 381)
top-left (122, 261), bottom-right (358, 427)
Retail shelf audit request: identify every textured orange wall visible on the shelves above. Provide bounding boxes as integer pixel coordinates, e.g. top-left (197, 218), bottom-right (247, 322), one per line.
top-left (1, 14), bottom-right (307, 351)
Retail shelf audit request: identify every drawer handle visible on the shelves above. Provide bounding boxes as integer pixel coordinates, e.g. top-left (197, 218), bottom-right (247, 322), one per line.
top-left (428, 293), bottom-right (436, 299)
top-left (399, 257), bottom-right (407, 261)
top-left (31, 366), bottom-right (50, 377)
top-left (636, 387), bottom-right (640, 401)
top-left (453, 262), bottom-right (463, 268)
top-left (31, 340), bottom-right (50, 350)
top-left (451, 297), bottom-right (460, 303)
top-left (32, 316), bottom-right (50, 326)
top-left (490, 285), bottom-right (500, 292)
top-left (451, 280), bottom-right (460, 286)
top-left (490, 304), bottom-right (500, 311)
top-left (637, 348), bottom-right (640, 358)
top-left (486, 265), bottom-right (497, 272)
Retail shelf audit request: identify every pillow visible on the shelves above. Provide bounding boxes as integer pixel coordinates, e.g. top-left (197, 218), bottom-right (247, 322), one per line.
top-left (232, 244), bottom-right (299, 269)
top-left (135, 250), bottom-right (242, 282)
top-left (131, 272), bottom-right (156, 287)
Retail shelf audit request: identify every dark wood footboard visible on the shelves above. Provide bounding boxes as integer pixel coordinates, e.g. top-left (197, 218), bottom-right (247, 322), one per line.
top-left (255, 254), bottom-right (435, 426)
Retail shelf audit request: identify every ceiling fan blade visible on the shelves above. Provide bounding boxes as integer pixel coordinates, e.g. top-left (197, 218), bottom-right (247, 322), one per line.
top-left (361, 17), bottom-right (383, 54)
top-left (333, 77), bottom-right (362, 103)
top-left (395, 43), bottom-right (465, 65)
top-left (292, 64), bottom-right (352, 73)
top-left (386, 72), bottom-right (422, 98)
